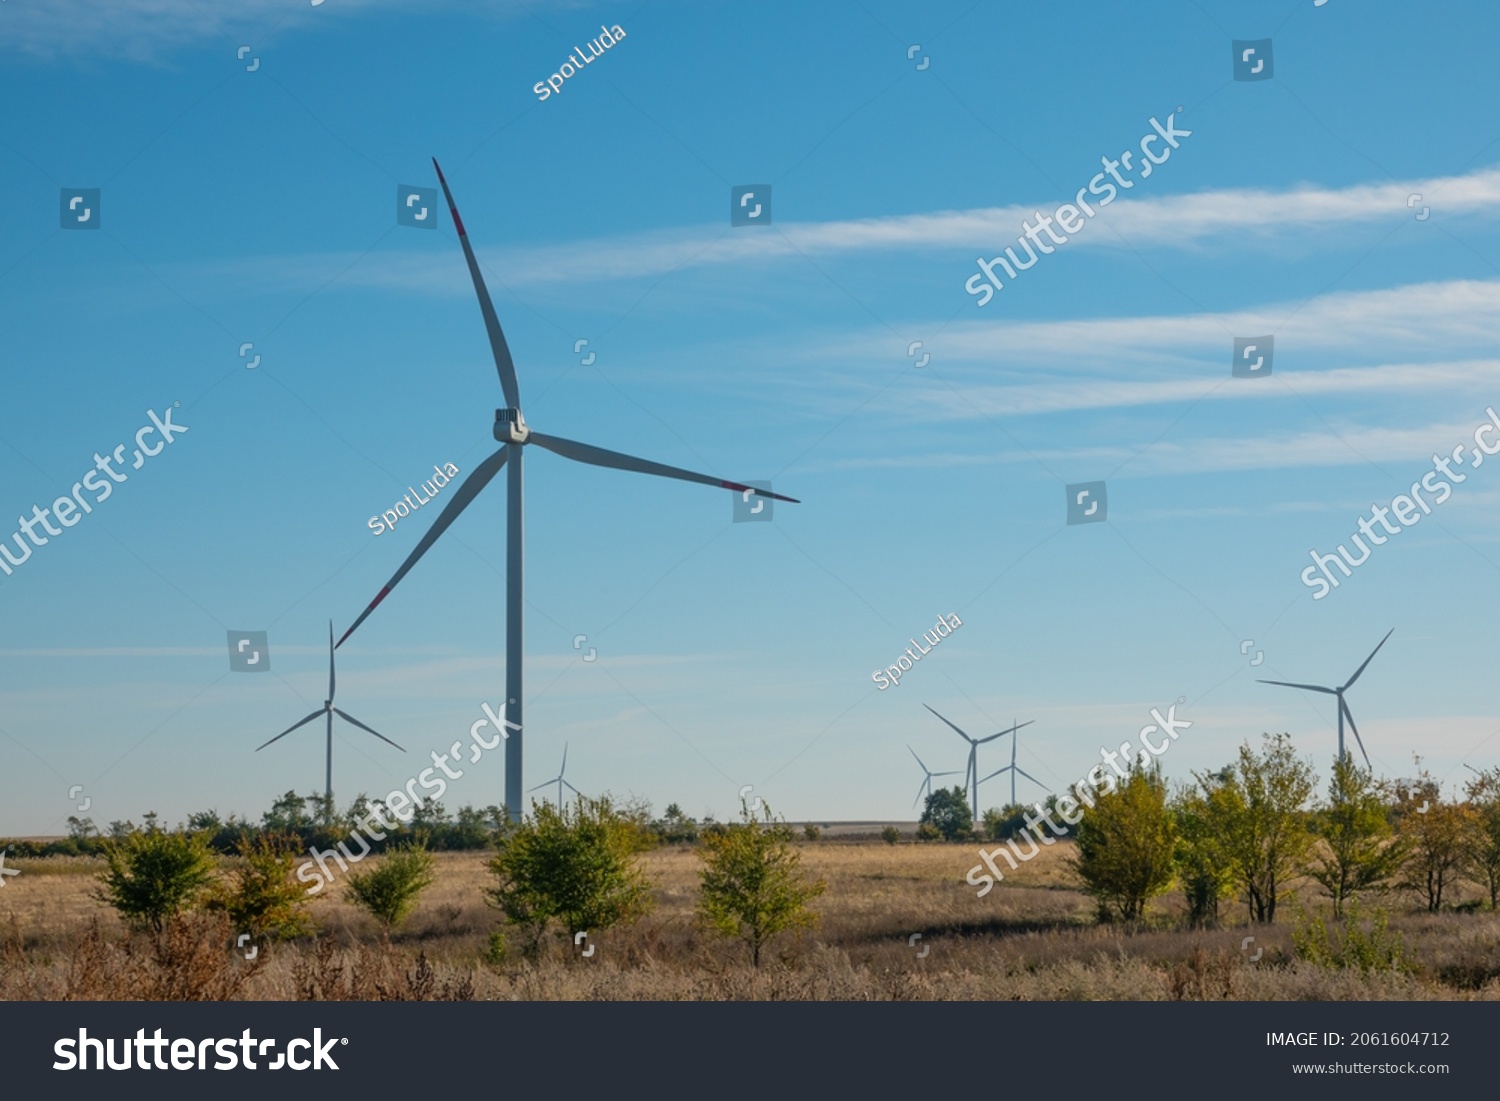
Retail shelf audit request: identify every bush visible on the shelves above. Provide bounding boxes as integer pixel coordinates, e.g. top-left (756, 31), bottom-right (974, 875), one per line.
top-left (95, 828), bottom-right (218, 935)
top-left (697, 800), bottom-right (826, 967)
top-left (881, 826), bottom-right (901, 845)
top-left (1072, 765), bottom-right (1176, 922)
top-left (802, 824), bottom-right (821, 841)
top-left (486, 796), bottom-right (655, 957)
top-left (1291, 898), bottom-right (1414, 974)
top-left (209, 832), bottom-right (318, 940)
top-left (345, 846), bottom-right (436, 929)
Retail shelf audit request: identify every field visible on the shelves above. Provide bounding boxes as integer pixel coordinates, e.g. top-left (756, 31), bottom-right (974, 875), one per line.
top-left (4, 839), bottom-right (1500, 1000)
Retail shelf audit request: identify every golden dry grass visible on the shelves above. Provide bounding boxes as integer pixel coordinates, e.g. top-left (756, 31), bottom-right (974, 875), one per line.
top-left (3, 840), bottom-right (1500, 1000)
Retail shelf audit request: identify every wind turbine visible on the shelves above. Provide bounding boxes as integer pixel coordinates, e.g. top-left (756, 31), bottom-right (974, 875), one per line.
top-left (907, 745), bottom-right (962, 810)
top-left (336, 160), bottom-right (797, 822)
top-left (1258, 628), bottom-right (1393, 767)
top-left (528, 743), bottom-right (581, 808)
top-left (977, 719), bottom-right (1046, 808)
top-left (923, 705), bottom-right (1034, 824)
top-left (257, 621), bottom-right (405, 804)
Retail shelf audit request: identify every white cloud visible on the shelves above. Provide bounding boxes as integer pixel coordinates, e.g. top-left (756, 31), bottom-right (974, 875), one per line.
top-left (0, 0), bottom-right (562, 62)
top-left (183, 165), bottom-right (1500, 294)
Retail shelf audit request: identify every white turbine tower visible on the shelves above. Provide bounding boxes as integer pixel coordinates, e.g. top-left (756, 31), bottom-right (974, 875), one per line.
top-left (338, 160), bottom-right (797, 821)
top-left (257, 621), bottom-right (405, 805)
top-left (1258, 628), bottom-right (1393, 767)
top-left (529, 743), bottom-right (580, 808)
top-left (907, 745), bottom-right (962, 810)
top-left (923, 705), bottom-right (1034, 825)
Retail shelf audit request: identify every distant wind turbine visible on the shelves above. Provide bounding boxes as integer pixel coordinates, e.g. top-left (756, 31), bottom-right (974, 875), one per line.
top-left (977, 719), bottom-right (1046, 808)
top-left (923, 705), bottom-right (1034, 824)
top-left (336, 160), bottom-right (799, 822)
top-left (529, 743), bottom-right (581, 808)
top-left (257, 621), bottom-right (405, 803)
top-left (907, 745), bottom-right (962, 810)
top-left (1258, 628), bottom-right (1393, 767)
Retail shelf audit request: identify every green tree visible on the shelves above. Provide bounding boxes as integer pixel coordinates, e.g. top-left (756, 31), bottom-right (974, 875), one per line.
top-left (696, 800), bottom-right (826, 967)
top-left (919, 786), bottom-right (973, 841)
top-left (262, 791), bottom-right (314, 833)
top-left (95, 827), bottom-right (218, 934)
top-left (1306, 756), bottom-right (1404, 917)
top-left (1393, 762), bottom-right (1475, 912)
top-left (1216, 734), bottom-right (1316, 924)
top-left (1173, 771), bottom-right (1236, 927)
top-left (1071, 764), bottom-right (1177, 922)
top-left (345, 845), bottom-right (436, 929)
top-left (1464, 766), bottom-right (1500, 909)
top-left (486, 795), bottom-right (655, 957)
top-left (209, 831), bottom-right (319, 940)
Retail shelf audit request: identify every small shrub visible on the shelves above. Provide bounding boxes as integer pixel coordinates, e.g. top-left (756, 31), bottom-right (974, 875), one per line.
top-left (881, 826), bottom-right (901, 845)
top-left (95, 828), bottom-right (218, 935)
top-left (209, 832), bottom-right (318, 941)
top-left (486, 796), bottom-right (655, 957)
top-left (345, 846), bottom-right (436, 929)
top-left (1291, 899), bottom-right (1414, 975)
top-left (697, 800), bottom-right (826, 967)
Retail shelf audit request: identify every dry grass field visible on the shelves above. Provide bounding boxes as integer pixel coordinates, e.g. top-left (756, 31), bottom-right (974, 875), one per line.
top-left (4, 840), bottom-right (1500, 1000)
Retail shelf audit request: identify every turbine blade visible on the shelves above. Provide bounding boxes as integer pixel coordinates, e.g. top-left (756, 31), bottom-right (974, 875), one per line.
top-left (975, 719), bottom-right (1035, 745)
top-left (932, 770), bottom-right (962, 777)
top-left (923, 704), bottom-right (974, 744)
top-left (529, 432), bottom-right (800, 503)
top-left (333, 707), bottom-right (405, 752)
top-left (257, 710), bottom-right (323, 751)
top-left (562, 780), bottom-right (581, 795)
top-left (560, 743), bottom-right (568, 775)
top-left (977, 766), bottom-right (1008, 784)
top-left (327, 620), bottom-right (336, 701)
top-left (1343, 628), bottom-right (1394, 690)
top-left (527, 780), bottom-right (554, 793)
top-left (1257, 679), bottom-right (1337, 695)
top-left (431, 158), bottom-right (520, 408)
top-left (907, 745), bottom-right (927, 771)
top-left (1015, 768), bottom-right (1045, 787)
top-left (337, 447), bottom-right (508, 648)
top-left (1341, 699), bottom-right (1372, 769)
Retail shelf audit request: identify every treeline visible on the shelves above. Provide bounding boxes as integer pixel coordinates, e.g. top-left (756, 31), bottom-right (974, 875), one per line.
top-left (926, 732), bottom-right (1500, 925)
top-left (1, 794), bottom-right (715, 859)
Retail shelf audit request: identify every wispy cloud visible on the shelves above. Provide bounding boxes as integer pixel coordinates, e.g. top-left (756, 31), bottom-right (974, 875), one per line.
top-left (820, 415), bottom-right (1497, 478)
top-left (182, 165), bottom-right (1500, 295)
top-left (0, 0), bottom-right (563, 62)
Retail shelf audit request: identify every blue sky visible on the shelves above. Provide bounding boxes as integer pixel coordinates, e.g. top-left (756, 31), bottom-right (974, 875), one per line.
top-left (3, 0), bottom-right (1500, 835)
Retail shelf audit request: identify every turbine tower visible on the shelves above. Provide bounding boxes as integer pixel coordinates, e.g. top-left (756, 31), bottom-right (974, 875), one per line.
top-left (257, 621), bottom-right (405, 804)
top-left (977, 719), bottom-right (1046, 808)
top-left (1258, 628), bottom-right (1393, 767)
top-left (528, 743), bottom-right (581, 808)
top-left (923, 705), bottom-right (1034, 824)
top-left (907, 745), bottom-right (962, 810)
top-left (337, 160), bottom-right (797, 821)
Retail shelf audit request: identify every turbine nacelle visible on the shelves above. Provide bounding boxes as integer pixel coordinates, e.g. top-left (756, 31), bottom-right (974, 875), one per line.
top-left (495, 408), bottom-right (530, 444)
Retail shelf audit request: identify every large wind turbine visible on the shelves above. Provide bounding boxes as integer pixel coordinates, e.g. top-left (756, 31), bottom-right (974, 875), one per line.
top-left (923, 705), bottom-right (1034, 824)
top-left (337, 160), bottom-right (797, 822)
top-left (257, 622), bottom-right (405, 804)
top-left (907, 745), bottom-right (961, 810)
top-left (529, 743), bottom-right (581, 808)
top-left (977, 719), bottom-right (1046, 808)
top-left (1258, 628), bottom-right (1393, 767)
